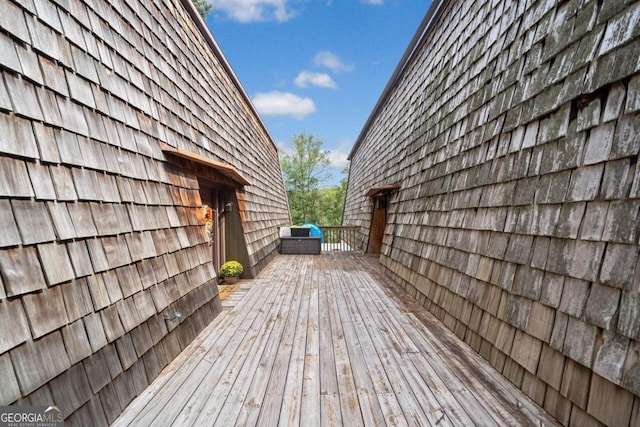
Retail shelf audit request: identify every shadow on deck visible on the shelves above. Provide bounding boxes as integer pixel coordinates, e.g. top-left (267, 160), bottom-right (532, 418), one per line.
top-left (113, 253), bottom-right (558, 426)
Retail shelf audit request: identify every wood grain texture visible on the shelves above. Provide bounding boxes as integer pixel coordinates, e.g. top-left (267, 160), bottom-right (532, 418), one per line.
top-left (113, 253), bottom-right (559, 426)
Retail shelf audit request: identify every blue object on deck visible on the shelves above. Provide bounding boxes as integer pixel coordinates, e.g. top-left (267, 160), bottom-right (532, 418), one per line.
top-left (301, 223), bottom-right (323, 242)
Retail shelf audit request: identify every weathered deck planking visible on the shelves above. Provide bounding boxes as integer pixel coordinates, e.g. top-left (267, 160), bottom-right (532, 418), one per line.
top-left (255, 260), bottom-right (308, 427)
top-left (113, 253), bottom-right (560, 426)
top-left (222, 258), bottom-right (303, 425)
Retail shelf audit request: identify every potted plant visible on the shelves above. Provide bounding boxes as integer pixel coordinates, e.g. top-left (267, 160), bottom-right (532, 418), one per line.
top-left (219, 260), bottom-right (243, 283)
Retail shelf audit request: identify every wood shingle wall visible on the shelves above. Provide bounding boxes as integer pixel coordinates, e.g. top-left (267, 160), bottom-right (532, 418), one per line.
top-left (345, 1), bottom-right (640, 425)
top-left (0, 0), bottom-right (289, 424)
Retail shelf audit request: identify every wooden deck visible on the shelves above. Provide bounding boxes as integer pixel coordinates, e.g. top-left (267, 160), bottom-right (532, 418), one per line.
top-left (113, 253), bottom-right (558, 426)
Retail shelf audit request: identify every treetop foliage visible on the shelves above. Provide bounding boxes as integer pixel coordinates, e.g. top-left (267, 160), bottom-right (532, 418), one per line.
top-left (192, 0), bottom-right (212, 19)
top-left (280, 133), bottom-right (347, 226)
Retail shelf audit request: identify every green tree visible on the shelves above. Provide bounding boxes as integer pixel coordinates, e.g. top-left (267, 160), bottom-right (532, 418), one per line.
top-left (281, 133), bottom-right (332, 224)
top-left (317, 164), bottom-right (349, 225)
top-left (192, 0), bottom-right (212, 19)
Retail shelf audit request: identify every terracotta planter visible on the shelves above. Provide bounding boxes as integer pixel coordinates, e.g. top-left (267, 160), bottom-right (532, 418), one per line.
top-left (223, 277), bottom-right (239, 284)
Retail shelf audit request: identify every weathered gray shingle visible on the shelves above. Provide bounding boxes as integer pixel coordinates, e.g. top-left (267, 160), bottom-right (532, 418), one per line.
top-left (49, 362), bottom-right (92, 418)
top-left (602, 200), bottom-right (640, 244)
top-left (27, 162), bottom-right (56, 200)
top-left (115, 297), bottom-right (140, 333)
top-left (567, 164), bottom-right (604, 202)
top-left (67, 202), bottom-right (98, 237)
top-left (0, 352), bottom-right (21, 404)
top-left (10, 331), bottom-right (71, 395)
top-left (26, 14), bottom-right (63, 62)
top-left (0, 199), bottom-right (20, 247)
top-left (73, 168), bottom-right (102, 201)
top-left (39, 55), bottom-right (69, 96)
top-left (115, 264), bottom-right (142, 298)
top-left (0, 73), bottom-right (11, 113)
top-left (136, 259), bottom-right (157, 290)
top-left (99, 305), bottom-right (124, 342)
top-left (98, 173), bottom-right (121, 203)
top-left (37, 87), bottom-right (64, 127)
top-left (83, 312), bottom-right (107, 353)
top-left (600, 243), bottom-right (640, 290)
top-left (133, 290), bottom-right (155, 322)
top-left (149, 283), bottom-right (170, 312)
top-left (85, 274), bottom-right (110, 311)
top-left (130, 324), bottom-right (153, 358)
top-left (82, 346), bottom-right (111, 395)
top-left (70, 45), bottom-right (98, 83)
top-left (598, 3), bottom-right (640, 55)
top-left (15, 44), bottom-right (43, 85)
top-left (61, 319), bottom-right (93, 365)
top-left (81, 122), bottom-right (108, 160)
top-left (67, 240), bottom-right (93, 277)
top-left (0, 296), bottom-right (31, 354)
top-left (37, 241), bottom-right (76, 285)
top-left (114, 334), bottom-right (138, 373)
top-left (0, 246), bottom-right (46, 296)
top-left (61, 278), bottom-right (93, 321)
top-left (626, 75), bottom-right (640, 114)
top-left (85, 238), bottom-right (109, 273)
top-left (12, 199), bottom-right (57, 245)
top-left (22, 285), bottom-right (69, 338)
top-left (57, 97), bottom-right (89, 136)
top-left (4, 73), bottom-right (42, 121)
top-left (583, 122), bottom-right (615, 165)
top-left (100, 270), bottom-right (123, 304)
top-left (67, 70), bottom-right (96, 108)
top-left (0, 0), bottom-right (30, 43)
top-left (49, 165), bottom-right (78, 200)
top-left (125, 231), bottom-right (155, 262)
top-left (32, 122), bottom-right (61, 163)
top-left (33, 0), bottom-right (62, 33)
top-left (55, 130), bottom-right (84, 169)
top-left (0, 113), bottom-right (39, 159)
top-left (102, 235), bottom-right (132, 268)
top-left (0, 32), bottom-right (22, 73)
top-left (47, 201), bottom-right (77, 241)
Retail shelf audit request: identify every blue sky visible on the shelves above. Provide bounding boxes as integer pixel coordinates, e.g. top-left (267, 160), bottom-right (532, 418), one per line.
top-left (204, 1), bottom-right (432, 186)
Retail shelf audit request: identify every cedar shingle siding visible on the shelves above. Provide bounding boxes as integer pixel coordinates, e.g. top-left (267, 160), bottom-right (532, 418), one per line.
top-left (345, 1), bottom-right (640, 425)
top-left (0, 0), bottom-right (289, 423)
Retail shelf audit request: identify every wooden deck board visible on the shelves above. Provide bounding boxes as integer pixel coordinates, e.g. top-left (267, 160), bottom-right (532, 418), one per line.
top-left (325, 264), bottom-right (364, 427)
top-left (359, 260), bottom-right (553, 425)
top-left (223, 257), bottom-right (303, 426)
top-left (113, 275), bottom-right (273, 426)
top-left (355, 266), bottom-right (514, 425)
top-left (256, 260), bottom-right (309, 426)
top-left (113, 253), bottom-right (560, 427)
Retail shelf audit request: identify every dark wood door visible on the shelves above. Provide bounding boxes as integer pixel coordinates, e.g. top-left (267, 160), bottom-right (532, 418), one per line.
top-left (367, 197), bottom-right (387, 254)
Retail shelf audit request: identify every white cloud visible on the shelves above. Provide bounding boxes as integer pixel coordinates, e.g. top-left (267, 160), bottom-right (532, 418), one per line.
top-left (313, 51), bottom-right (354, 73)
top-left (360, 0), bottom-right (384, 4)
top-left (328, 139), bottom-right (352, 168)
top-left (252, 91), bottom-right (316, 119)
top-left (209, 0), bottom-right (295, 23)
top-left (328, 148), bottom-right (350, 168)
top-left (294, 71), bottom-right (338, 89)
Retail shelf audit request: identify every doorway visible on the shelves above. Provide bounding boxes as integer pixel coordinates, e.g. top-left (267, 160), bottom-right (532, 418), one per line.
top-left (367, 195), bottom-right (388, 254)
top-left (199, 180), bottom-right (251, 279)
top-left (200, 183), bottom-right (227, 274)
